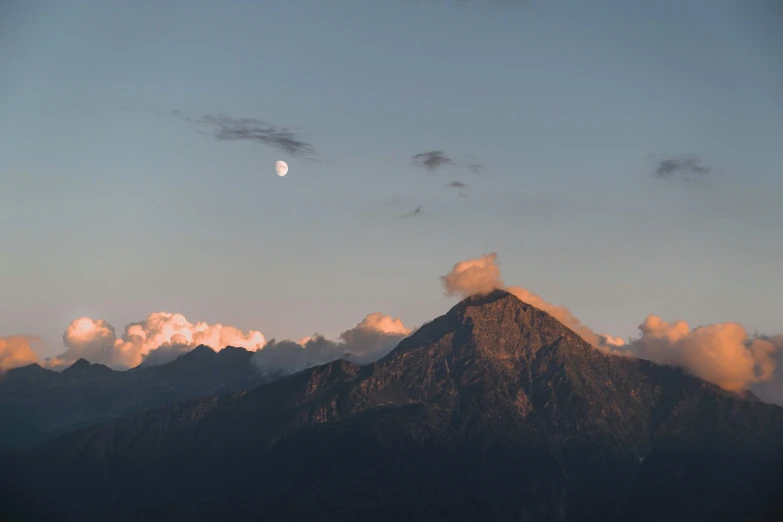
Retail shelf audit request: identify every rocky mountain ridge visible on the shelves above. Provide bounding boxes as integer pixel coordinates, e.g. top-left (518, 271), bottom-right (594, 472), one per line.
top-left (2, 290), bottom-right (782, 521)
top-left (0, 343), bottom-right (272, 450)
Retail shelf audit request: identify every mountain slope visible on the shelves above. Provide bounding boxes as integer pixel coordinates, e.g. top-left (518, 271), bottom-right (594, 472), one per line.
top-left (2, 290), bottom-right (783, 521)
top-left (0, 345), bottom-right (272, 450)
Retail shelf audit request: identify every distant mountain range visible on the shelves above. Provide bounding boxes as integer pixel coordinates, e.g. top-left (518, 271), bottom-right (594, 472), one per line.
top-left (2, 290), bottom-right (783, 521)
top-left (0, 344), bottom-right (274, 450)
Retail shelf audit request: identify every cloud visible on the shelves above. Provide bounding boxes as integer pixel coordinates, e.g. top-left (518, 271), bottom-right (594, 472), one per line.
top-left (505, 286), bottom-right (610, 349)
top-left (411, 151), bottom-right (485, 177)
top-left (401, 205), bottom-right (423, 218)
top-left (138, 343), bottom-right (193, 367)
top-left (441, 253), bottom-right (504, 297)
top-left (749, 335), bottom-right (783, 404)
top-left (0, 336), bottom-right (40, 373)
top-left (447, 181), bottom-right (467, 189)
top-left (44, 309), bottom-right (411, 375)
top-left (650, 154), bottom-right (712, 181)
top-left (61, 317), bottom-right (117, 365)
top-left (412, 151), bottom-right (454, 171)
top-left (251, 313), bottom-right (411, 375)
top-left (440, 253), bottom-right (628, 351)
top-left (467, 164), bottom-right (484, 175)
top-left (120, 313), bottom-right (266, 367)
top-left (627, 316), bottom-right (780, 392)
top-left (439, 253), bottom-right (783, 393)
top-left (597, 334), bottom-right (626, 348)
top-left (169, 110), bottom-right (316, 158)
top-left (339, 312), bottom-right (411, 358)
top-left (39, 357), bottom-right (73, 371)
top-left (52, 312), bottom-right (266, 369)
top-left (26, 307), bottom-right (412, 376)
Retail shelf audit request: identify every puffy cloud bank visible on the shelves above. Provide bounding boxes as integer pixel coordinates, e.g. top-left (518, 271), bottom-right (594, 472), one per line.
top-left (251, 313), bottom-right (411, 375)
top-left (442, 252), bottom-right (782, 393)
top-left (0, 336), bottom-right (40, 372)
top-left (440, 253), bottom-right (621, 350)
top-left (5, 252), bottom-right (780, 399)
top-left (48, 312), bottom-right (267, 369)
top-left (629, 316), bottom-right (781, 392)
top-left (22, 309), bottom-right (410, 375)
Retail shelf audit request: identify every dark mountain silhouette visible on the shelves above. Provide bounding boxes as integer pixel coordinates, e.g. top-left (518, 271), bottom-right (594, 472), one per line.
top-left (0, 345), bottom-right (273, 450)
top-left (2, 290), bottom-right (783, 521)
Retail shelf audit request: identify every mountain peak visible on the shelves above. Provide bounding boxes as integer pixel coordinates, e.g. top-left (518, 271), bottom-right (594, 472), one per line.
top-left (382, 289), bottom-right (572, 361)
top-left (1, 363), bottom-right (54, 383)
top-left (216, 345), bottom-right (250, 357)
top-left (9, 363), bottom-right (48, 374)
top-left (451, 288), bottom-right (516, 308)
top-left (375, 286), bottom-right (631, 430)
top-left (389, 288), bottom-right (583, 364)
top-left (215, 346), bottom-right (253, 365)
top-left (62, 359), bottom-right (113, 376)
top-left (5, 290), bottom-right (783, 521)
top-left (65, 358), bottom-right (91, 370)
top-left (179, 345), bottom-right (216, 360)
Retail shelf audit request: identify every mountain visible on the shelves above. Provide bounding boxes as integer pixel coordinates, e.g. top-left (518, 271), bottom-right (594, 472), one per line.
top-left (2, 290), bottom-right (783, 521)
top-left (0, 345), bottom-right (273, 450)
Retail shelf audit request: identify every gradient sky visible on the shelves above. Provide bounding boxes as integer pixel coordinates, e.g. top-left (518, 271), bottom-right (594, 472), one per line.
top-left (2, 0), bottom-right (782, 359)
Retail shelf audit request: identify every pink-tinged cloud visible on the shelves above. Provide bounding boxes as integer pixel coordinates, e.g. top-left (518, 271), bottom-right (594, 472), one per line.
top-left (597, 334), bottom-right (626, 347)
top-left (440, 253), bottom-right (782, 392)
top-left (0, 335), bottom-right (40, 372)
top-left (630, 316), bottom-right (780, 392)
top-left (251, 313), bottom-right (412, 374)
top-left (61, 317), bottom-right (117, 365)
top-left (441, 253), bottom-right (504, 297)
top-left (505, 286), bottom-right (608, 349)
top-left (115, 312), bottom-right (266, 368)
top-left (441, 253), bottom-right (618, 350)
top-left (52, 312), bottom-right (266, 369)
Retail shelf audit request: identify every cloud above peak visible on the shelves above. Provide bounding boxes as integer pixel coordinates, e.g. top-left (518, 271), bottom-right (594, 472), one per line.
top-left (440, 252), bottom-right (617, 349)
top-left (441, 252), bottom-right (782, 395)
top-left (630, 316), bottom-right (780, 393)
top-left (15, 308), bottom-right (411, 377)
top-left (61, 317), bottom-right (116, 364)
top-left (441, 253), bottom-right (503, 296)
top-left (0, 336), bottom-right (40, 372)
top-left (440, 252), bottom-right (614, 349)
top-left (5, 251), bottom-right (779, 403)
top-left (251, 313), bottom-right (412, 375)
top-left (52, 312), bottom-right (267, 369)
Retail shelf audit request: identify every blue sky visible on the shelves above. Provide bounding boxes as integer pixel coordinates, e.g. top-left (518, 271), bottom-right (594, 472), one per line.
top-left (1, 0), bottom-right (781, 359)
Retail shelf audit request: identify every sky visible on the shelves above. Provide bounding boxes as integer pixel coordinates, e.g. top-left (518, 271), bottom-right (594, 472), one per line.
top-left (1, 0), bottom-right (782, 366)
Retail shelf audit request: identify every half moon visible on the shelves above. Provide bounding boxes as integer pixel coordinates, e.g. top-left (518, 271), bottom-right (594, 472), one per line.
top-left (275, 160), bottom-right (289, 177)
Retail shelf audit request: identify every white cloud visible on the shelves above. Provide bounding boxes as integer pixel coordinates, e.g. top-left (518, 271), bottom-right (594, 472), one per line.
top-left (251, 313), bottom-right (411, 375)
top-left (50, 312), bottom-right (266, 369)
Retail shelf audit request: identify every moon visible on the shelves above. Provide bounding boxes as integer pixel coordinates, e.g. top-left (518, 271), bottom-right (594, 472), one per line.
top-left (275, 160), bottom-right (288, 177)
